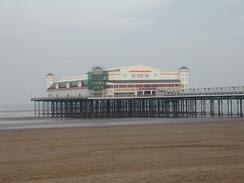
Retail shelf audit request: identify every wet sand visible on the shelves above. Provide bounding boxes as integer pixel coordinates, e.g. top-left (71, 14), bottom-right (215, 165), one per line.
top-left (1, 120), bottom-right (244, 183)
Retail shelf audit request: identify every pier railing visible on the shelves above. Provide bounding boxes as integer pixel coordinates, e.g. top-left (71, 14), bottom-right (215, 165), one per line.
top-left (179, 86), bottom-right (244, 96)
top-left (32, 86), bottom-right (244, 101)
top-left (103, 86), bottom-right (244, 98)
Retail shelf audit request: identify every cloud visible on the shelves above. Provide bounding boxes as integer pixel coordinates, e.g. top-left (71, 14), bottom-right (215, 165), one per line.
top-left (0, 0), bottom-right (173, 32)
top-left (68, 0), bottom-right (172, 31)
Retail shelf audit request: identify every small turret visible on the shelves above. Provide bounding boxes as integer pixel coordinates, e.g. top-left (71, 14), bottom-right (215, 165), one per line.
top-left (179, 66), bottom-right (189, 89)
top-left (46, 73), bottom-right (56, 89)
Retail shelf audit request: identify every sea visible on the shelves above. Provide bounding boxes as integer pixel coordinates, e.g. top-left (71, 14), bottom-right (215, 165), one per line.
top-left (0, 103), bottom-right (243, 131)
top-left (0, 104), bottom-right (34, 118)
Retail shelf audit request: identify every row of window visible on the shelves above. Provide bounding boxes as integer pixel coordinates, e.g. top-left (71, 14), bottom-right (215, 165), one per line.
top-left (50, 83), bottom-right (181, 90)
top-left (106, 84), bottom-right (181, 89)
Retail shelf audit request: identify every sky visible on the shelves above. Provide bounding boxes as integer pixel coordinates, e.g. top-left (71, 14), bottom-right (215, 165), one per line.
top-left (0, 0), bottom-right (244, 105)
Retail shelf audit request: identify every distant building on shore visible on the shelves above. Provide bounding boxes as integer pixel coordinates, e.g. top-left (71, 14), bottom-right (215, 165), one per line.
top-left (46, 65), bottom-right (189, 97)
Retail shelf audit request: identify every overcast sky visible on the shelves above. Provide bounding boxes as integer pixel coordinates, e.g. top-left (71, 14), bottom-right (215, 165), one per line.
top-left (0, 0), bottom-right (244, 105)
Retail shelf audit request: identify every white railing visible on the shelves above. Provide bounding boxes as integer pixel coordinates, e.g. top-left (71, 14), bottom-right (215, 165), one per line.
top-left (33, 86), bottom-right (244, 100)
top-left (180, 86), bottom-right (244, 96)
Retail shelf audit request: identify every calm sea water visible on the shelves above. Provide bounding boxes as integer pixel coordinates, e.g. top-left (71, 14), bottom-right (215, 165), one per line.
top-left (0, 104), bottom-right (243, 130)
top-left (0, 104), bottom-right (34, 118)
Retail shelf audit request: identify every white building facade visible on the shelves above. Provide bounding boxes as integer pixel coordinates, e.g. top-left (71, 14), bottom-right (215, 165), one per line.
top-left (46, 65), bottom-right (189, 98)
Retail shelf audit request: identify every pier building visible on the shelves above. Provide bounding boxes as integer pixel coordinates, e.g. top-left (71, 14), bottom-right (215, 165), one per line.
top-left (47, 65), bottom-right (189, 98)
top-left (32, 66), bottom-right (244, 119)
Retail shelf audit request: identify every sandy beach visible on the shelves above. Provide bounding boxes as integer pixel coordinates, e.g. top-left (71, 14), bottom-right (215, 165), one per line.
top-left (1, 120), bottom-right (244, 183)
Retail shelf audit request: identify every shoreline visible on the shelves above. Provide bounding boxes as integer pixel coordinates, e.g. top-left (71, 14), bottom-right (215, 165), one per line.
top-left (0, 117), bottom-right (244, 131)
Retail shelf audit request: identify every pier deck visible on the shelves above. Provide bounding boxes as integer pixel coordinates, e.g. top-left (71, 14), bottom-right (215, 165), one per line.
top-left (32, 87), bottom-right (244, 118)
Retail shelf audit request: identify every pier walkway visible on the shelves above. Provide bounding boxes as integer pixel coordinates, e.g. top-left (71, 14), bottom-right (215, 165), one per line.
top-left (32, 86), bottom-right (244, 118)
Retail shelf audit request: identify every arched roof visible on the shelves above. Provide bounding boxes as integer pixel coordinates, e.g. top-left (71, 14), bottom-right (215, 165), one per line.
top-left (46, 73), bottom-right (55, 77)
top-left (179, 66), bottom-right (189, 70)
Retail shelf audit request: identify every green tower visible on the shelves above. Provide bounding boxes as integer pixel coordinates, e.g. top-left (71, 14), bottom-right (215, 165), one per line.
top-left (88, 66), bottom-right (108, 96)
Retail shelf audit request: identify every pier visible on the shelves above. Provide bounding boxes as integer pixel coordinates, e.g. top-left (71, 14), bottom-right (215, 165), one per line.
top-left (32, 86), bottom-right (244, 119)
